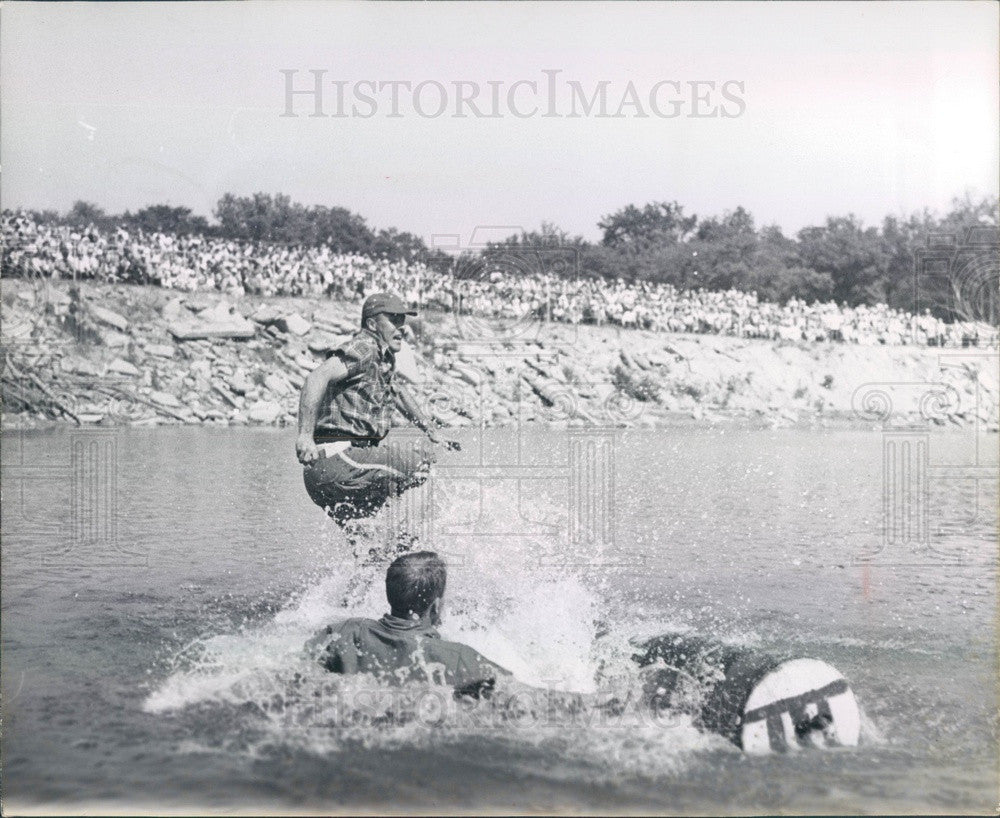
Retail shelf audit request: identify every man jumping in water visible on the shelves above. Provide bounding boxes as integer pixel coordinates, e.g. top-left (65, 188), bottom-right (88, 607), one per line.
top-left (296, 292), bottom-right (458, 538)
top-left (306, 551), bottom-right (511, 694)
top-left (306, 551), bottom-right (628, 712)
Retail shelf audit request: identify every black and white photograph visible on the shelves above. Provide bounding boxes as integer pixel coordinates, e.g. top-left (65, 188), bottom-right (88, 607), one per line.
top-left (1, 1), bottom-right (997, 814)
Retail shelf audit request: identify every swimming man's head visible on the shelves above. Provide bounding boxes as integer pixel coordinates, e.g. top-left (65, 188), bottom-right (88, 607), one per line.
top-left (386, 551), bottom-right (447, 622)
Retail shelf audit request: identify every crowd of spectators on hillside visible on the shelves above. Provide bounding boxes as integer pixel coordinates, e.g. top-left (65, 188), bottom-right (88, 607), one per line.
top-left (2, 210), bottom-right (994, 348)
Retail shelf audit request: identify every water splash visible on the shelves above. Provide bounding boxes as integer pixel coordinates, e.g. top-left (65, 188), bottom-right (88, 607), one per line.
top-left (141, 480), bottom-right (856, 772)
top-left (145, 482), bottom-right (611, 712)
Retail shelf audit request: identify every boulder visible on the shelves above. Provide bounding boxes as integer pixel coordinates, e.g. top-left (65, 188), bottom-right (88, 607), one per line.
top-left (149, 390), bottom-right (182, 409)
top-left (663, 343), bottom-right (687, 361)
top-left (168, 316), bottom-right (255, 341)
top-left (308, 333), bottom-right (346, 355)
top-left (264, 373), bottom-right (292, 396)
top-left (88, 305), bottom-right (129, 333)
top-left (147, 343), bottom-right (175, 358)
top-left (275, 313), bottom-right (311, 336)
top-left (65, 358), bottom-right (103, 377)
top-left (190, 359), bottom-right (212, 380)
top-left (108, 358), bottom-right (140, 377)
top-left (632, 352), bottom-right (653, 371)
top-left (197, 302), bottom-right (236, 323)
top-left (177, 292), bottom-right (213, 312)
top-left (450, 363), bottom-right (482, 388)
top-left (100, 329), bottom-right (130, 348)
top-left (526, 359), bottom-right (564, 383)
top-left (523, 372), bottom-right (570, 410)
top-left (228, 371), bottom-right (253, 395)
top-left (130, 416), bottom-right (162, 427)
top-left (2, 306), bottom-right (33, 339)
top-left (250, 305), bottom-right (284, 325)
top-left (294, 353), bottom-right (316, 371)
top-left (312, 313), bottom-right (356, 334)
top-left (248, 400), bottom-right (283, 424)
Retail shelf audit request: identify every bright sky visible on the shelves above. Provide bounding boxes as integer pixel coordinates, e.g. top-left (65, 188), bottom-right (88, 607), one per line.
top-left (2, 1), bottom-right (997, 244)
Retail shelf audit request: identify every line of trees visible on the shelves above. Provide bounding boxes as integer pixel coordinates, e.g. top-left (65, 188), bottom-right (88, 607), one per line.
top-left (484, 195), bottom-right (998, 320)
top-left (18, 191), bottom-right (997, 318)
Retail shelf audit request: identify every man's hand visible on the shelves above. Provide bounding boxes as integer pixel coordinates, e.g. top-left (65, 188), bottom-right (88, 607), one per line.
top-left (296, 356), bottom-right (349, 466)
top-left (296, 433), bottom-right (319, 465)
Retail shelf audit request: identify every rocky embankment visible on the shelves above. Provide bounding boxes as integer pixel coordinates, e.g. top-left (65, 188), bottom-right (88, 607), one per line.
top-left (1, 279), bottom-right (997, 432)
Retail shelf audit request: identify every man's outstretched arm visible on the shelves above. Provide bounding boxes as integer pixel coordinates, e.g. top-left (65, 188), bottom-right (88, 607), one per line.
top-left (394, 384), bottom-right (460, 451)
top-left (296, 356), bottom-right (348, 464)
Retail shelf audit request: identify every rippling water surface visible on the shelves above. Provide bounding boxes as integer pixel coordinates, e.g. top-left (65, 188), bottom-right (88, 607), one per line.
top-left (2, 426), bottom-right (996, 814)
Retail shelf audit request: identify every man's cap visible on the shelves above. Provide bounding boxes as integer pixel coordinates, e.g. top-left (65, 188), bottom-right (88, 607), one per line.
top-left (361, 292), bottom-right (417, 322)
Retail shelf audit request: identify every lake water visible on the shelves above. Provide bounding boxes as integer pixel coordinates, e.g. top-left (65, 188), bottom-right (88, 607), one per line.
top-left (2, 426), bottom-right (997, 814)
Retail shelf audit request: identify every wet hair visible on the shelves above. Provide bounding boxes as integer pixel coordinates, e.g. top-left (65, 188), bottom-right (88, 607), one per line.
top-left (385, 551), bottom-right (447, 617)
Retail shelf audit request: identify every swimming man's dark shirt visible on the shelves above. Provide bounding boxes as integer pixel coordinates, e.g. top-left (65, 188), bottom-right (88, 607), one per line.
top-left (313, 329), bottom-right (396, 443)
top-left (308, 614), bottom-right (511, 688)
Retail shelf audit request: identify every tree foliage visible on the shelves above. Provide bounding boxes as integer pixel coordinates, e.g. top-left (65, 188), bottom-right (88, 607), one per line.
top-left (599, 201), bottom-right (697, 251)
top-left (65, 200), bottom-right (110, 229)
top-left (213, 193), bottom-right (374, 251)
top-left (123, 205), bottom-right (210, 235)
